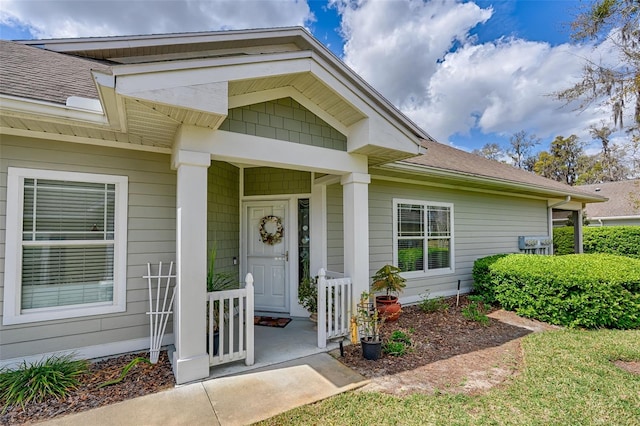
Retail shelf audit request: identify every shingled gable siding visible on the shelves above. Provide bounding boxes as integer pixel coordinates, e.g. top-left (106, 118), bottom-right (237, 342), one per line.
top-left (368, 179), bottom-right (548, 300)
top-left (0, 136), bottom-right (176, 360)
top-left (208, 161), bottom-right (240, 280)
top-left (219, 97), bottom-right (347, 151)
top-left (244, 167), bottom-right (311, 196)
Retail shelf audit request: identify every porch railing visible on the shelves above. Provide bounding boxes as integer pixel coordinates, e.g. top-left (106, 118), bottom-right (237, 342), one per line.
top-left (317, 268), bottom-right (352, 348)
top-left (207, 273), bottom-right (254, 367)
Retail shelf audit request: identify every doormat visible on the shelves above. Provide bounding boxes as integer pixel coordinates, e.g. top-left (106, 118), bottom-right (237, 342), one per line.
top-left (254, 316), bottom-right (292, 328)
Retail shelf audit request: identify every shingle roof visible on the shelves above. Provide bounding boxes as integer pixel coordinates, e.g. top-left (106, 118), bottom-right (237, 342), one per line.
top-left (401, 139), bottom-right (605, 201)
top-left (0, 40), bottom-right (109, 105)
top-left (578, 180), bottom-right (640, 218)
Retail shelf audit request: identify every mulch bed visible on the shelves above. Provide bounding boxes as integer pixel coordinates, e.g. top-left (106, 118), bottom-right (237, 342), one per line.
top-left (339, 295), bottom-right (532, 378)
top-left (1, 351), bottom-right (175, 425)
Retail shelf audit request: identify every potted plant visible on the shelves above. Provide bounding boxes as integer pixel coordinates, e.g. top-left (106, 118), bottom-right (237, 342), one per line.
top-left (355, 292), bottom-right (383, 360)
top-left (298, 275), bottom-right (318, 324)
top-left (371, 264), bottom-right (406, 321)
top-left (206, 245), bottom-right (237, 355)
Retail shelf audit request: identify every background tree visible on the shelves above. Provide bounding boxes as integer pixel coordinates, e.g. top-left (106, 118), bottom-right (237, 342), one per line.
top-left (508, 130), bottom-right (540, 169)
top-left (584, 124), bottom-right (629, 182)
top-left (533, 135), bottom-right (587, 185)
top-left (472, 143), bottom-right (505, 161)
top-left (555, 0), bottom-right (640, 132)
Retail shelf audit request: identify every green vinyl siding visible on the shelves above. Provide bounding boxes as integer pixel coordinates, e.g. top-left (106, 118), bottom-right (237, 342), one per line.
top-left (0, 136), bottom-right (176, 360)
top-left (244, 167), bottom-right (311, 196)
top-left (368, 178), bottom-right (549, 300)
top-left (208, 161), bottom-right (240, 280)
top-left (220, 97), bottom-right (347, 151)
top-left (326, 183), bottom-right (344, 273)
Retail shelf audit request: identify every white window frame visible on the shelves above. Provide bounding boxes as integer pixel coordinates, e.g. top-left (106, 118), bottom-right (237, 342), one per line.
top-left (3, 167), bottom-right (128, 325)
top-left (392, 199), bottom-right (455, 278)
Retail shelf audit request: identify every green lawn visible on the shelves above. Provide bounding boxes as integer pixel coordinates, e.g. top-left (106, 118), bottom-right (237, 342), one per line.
top-left (259, 329), bottom-right (640, 425)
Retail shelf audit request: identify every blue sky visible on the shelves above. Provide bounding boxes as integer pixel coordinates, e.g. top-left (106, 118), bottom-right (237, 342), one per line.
top-left (0, 1), bottom-right (622, 155)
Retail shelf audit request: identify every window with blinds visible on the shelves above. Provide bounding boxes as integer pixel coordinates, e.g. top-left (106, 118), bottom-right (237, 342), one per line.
top-left (21, 179), bottom-right (116, 309)
top-left (394, 200), bottom-right (453, 275)
top-left (3, 168), bottom-right (128, 324)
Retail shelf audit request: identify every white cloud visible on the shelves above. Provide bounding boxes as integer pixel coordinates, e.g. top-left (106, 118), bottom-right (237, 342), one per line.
top-left (331, 0), bottom-right (618, 145)
top-left (0, 0), bottom-right (314, 39)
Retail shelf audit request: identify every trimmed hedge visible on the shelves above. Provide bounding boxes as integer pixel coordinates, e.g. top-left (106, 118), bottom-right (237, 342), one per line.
top-left (553, 226), bottom-right (640, 258)
top-left (471, 254), bottom-right (510, 304)
top-left (490, 254), bottom-right (640, 329)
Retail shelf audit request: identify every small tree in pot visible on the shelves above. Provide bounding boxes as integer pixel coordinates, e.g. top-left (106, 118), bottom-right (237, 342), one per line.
top-left (371, 264), bottom-right (406, 321)
top-left (355, 292), bottom-right (383, 360)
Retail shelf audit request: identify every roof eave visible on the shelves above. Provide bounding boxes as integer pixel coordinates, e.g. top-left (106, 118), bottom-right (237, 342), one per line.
top-left (383, 161), bottom-right (608, 203)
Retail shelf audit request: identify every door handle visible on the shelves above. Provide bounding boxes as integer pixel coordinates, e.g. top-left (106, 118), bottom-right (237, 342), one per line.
top-left (285, 251), bottom-right (289, 262)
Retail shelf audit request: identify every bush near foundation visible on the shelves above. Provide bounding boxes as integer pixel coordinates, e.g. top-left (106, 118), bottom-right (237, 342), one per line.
top-left (490, 254), bottom-right (640, 329)
top-left (553, 226), bottom-right (640, 258)
top-left (471, 253), bottom-right (510, 304)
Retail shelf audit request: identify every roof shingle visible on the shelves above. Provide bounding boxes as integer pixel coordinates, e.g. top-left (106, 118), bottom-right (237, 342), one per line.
top-left (0, 40), bottom-right (109, 105)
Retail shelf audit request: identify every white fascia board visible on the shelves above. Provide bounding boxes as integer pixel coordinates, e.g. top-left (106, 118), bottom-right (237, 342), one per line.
top-left (381, 162), bottom-right (606, 203)
top-left (0, 94), bottom-right (108, 126)
top-left (23, 27), bottom-right (304, 54)
top-left (115, 57), bottom-right (310, 96)
top-left (229, 86), bottom-right (349, 136)
top-left (590, 215), bottom-right (640, 220)
top-left (110, 50), bottom-right (312, 78)
top-left (309, 60), bottom-right (421, 155)
top-left (209, 130), bottom-right (367, 174)
top-left (92, 70), bottom-right (127, 132)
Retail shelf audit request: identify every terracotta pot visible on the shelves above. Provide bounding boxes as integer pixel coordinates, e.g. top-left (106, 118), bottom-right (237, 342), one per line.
top-left (375, 295), bottom-right (401, 321)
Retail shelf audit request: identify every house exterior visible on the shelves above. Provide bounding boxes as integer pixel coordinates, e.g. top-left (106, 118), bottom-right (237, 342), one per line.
top-left (553, 180), bottom-right (640, 227)
top-left (0, 27), bottom-right (604, 384)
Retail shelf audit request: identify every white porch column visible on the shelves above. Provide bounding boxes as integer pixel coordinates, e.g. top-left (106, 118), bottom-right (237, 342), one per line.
top-left (172, 149), bottom-right (211, 384)
top-left (341, 172), bottom-right (370, 311)
top-left (310, 180), bottom-right (327, 276)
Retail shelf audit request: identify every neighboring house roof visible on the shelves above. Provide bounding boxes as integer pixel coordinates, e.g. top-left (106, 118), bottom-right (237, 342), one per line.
top-left (577, 180), bottom-right (640, 219)
top-left (377, 139), bottom-right (606, 203)
top-left (0, 40), bottom-right (109, 105)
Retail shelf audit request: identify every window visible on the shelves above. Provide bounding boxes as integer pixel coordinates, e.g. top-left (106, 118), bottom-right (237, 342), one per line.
top-left (393, 199), bottom-right (454, 276)
top-left (3, 168), bottom-right (128, 324)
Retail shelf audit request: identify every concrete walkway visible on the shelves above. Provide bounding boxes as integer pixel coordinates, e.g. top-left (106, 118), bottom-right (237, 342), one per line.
top-left (39, 353), bottom-right (368, 426)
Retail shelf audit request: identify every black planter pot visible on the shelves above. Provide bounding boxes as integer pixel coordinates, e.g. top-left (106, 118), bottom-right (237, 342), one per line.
top-left (361, 337), bottom-right (382, 360)
top-left (207, 331), bottom-right (220, 356)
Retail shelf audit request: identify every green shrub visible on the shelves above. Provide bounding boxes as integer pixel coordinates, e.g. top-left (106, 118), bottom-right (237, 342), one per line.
top-left (461, 300), bottom-right (490, 325)
top-left (0, 354), bottom-right (88, 410)
top-left (552, 227), bottom-right (575, 255)
top-left (490, 254), bottom-right (640, 329)
top-left (383, 330), bottom-right (412, 356)
top-left (553, 226), bottom-right (640, 258)
top-left (471, 253), bottom-right (510, 304)
top-left (418, 294), bottom-right (449, 313)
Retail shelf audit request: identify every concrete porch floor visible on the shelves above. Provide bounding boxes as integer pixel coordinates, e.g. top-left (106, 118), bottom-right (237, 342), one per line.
top-left (207, 316), bottom-right (343, 379)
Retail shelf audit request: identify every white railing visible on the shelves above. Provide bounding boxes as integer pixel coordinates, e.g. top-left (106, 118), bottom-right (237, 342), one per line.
top-left (317, 268), bottom-right (352, 348)
top-left (207, 273), bottom-right (254, 367)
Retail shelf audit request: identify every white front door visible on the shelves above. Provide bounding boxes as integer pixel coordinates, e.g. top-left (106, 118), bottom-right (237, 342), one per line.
top-left (245, 201), bottom-right (289, 313)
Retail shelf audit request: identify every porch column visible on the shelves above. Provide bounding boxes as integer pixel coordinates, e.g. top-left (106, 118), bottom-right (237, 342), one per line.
top-left (172, 149), bottom-right (211, 384)
top-left (341, 172), bottom-right (370, 310)
top-left (573, 210), bottom-right (584, 254)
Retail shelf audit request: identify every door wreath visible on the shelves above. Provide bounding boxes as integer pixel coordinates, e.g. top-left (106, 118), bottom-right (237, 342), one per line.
top-left (259, 215), bottom-right (284, 245)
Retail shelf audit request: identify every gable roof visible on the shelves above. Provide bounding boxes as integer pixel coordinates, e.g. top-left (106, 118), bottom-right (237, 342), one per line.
top-left (376, 139), bottom-right (606, 203)
top-left (2, 28), bottom-right (430, 163)
top-left (0, 40), bottom-right (108, 105)
top-left (577, 180), bottom-right (640, 218)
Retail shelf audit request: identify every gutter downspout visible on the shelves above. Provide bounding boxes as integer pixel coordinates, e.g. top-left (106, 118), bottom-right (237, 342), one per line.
top-left (548, 196), bottom-right (571, 255)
